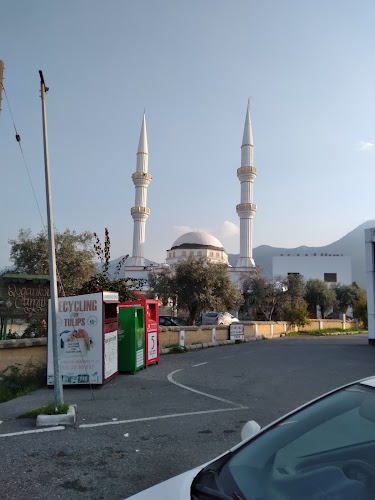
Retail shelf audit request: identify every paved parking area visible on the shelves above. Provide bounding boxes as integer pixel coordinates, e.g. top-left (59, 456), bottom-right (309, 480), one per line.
top-left (1, 334), bottom-right (374, 499)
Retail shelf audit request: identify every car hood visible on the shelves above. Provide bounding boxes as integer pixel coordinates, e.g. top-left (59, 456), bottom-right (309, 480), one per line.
top-left (126, 466), bottom-right (203, 499)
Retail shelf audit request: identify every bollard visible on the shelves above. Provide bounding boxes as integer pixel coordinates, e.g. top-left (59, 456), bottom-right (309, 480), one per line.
top-left (211, 327), bottom-right (216, 343)
top-left (179, 330), bottom-right (185, 348)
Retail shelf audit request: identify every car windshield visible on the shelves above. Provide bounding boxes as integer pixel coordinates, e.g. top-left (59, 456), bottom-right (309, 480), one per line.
top-left (171, 317), bottom-right (185, 325)
top-left (194, 383), bottom-right (375, 500)
top-left (159, 316), bottom-right (187, 326)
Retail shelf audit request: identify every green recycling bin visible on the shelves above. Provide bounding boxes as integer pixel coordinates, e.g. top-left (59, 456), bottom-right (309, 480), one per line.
top-left (118, 306), bottom-right (145, 373)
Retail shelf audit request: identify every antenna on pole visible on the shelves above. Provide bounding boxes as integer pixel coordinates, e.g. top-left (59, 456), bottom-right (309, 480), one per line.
top-left (39, 70), bottom-right (64, 405)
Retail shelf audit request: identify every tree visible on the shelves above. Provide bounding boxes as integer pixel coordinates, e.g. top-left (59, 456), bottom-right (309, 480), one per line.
top-left (9, 228), bottom-right (96, 296)
top-left (332, 283), bottom-right (363, 316)
top-left (352, 285), bottom-right (368, 327)
top-left (148, 267), bottom-right (175, 306)
top-left (78, 272), bottom-right (145, 302)
top-left (177, 258), bottom-right (243, 323)
top-left (241, 268), bottom-right (288, 321)
top-left (78, 228), bottom-right (146, 301)
top-left (281, 274), bottom-right (310, 327)
top-left (284, 274), bottom-right (306, 308)
top-left (282, 303), bottom-right (310, 328)
top-left (149, 257), bottom-right (243, 324)
top-left (305, 279), bottom-right (337, 319)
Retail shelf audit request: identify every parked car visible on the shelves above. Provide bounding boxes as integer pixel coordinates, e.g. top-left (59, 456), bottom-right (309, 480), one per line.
top-left (127, 375), bottom-right (375, 499)
top-left (201, 311), bottom-right (240, 326)
top-left (159, 316), bottom-right (187, 327)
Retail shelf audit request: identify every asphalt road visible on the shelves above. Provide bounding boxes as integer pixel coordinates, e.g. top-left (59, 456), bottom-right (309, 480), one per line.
top-left (1, 334), bottom-right (375, 499)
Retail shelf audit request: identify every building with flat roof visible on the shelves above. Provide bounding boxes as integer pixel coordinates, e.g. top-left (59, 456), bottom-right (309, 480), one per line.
top-left (272, 254), bottom-right (352, 284)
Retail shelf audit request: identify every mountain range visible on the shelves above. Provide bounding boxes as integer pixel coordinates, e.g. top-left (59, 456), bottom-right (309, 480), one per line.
top-left (108, 221), bottom-right (374, 290)
top-left (228, 220), bottom-right (375, 289)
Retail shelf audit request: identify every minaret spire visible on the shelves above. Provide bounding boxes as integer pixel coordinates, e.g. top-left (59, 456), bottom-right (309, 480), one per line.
top-left (128, 112), bottom-right (152, 267)
top-left (236, 102), bottom-right (257, 268)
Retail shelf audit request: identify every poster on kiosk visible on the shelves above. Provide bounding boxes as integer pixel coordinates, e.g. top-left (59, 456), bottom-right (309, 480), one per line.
top-left (47, 291), bottom-right (119, 385)
top-left (119, 298), bottom-right (159, 367)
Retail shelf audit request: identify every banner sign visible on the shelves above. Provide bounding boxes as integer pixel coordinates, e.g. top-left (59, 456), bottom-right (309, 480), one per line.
top-left (230, 323), bottom-right (244, 341)
top-left (47, 292), bottom-right (104, 385)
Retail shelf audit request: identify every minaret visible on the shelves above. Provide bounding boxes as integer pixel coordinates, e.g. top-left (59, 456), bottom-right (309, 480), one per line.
top-left (128, 112), bottom-right (151, 267)
top-left (236, 103), bottom-right (257, 268)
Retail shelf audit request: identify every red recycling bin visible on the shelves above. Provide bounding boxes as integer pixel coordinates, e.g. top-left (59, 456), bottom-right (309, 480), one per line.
top-left (119, 298), bottom-right (159, 367)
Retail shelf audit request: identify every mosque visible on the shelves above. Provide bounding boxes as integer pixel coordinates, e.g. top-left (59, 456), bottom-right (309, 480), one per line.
top-left (123, 104), bottom-right (257, 285)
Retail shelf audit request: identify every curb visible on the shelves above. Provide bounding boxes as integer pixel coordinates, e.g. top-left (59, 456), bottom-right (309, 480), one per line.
top-left (160, 336), bottom-right (263, 355)
top-left (36, 404), bottom-right (77, 427)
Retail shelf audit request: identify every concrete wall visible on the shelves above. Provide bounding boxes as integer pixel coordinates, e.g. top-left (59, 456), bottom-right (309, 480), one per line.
top-left (0, 319), bottom-right (359, 372)
top-left (0, 338), bottom-right (47, 372)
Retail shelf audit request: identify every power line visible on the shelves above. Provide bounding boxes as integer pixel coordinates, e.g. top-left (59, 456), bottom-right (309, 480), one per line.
top-left (2, 82), bottom-right (66, 297)
top-left (2, 83), bottom-right (46, 227)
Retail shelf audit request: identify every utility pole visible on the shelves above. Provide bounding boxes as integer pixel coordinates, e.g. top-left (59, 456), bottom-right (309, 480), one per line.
top-left (39, 70), bottom-right (64, 405)
top-left (0, 60), bottom-right (4, 113)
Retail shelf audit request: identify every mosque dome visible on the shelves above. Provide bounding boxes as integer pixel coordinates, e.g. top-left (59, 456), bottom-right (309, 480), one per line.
top-left (171, 231), bottom-right (225, 250)
top-left (166, 231), bottom-right (228, 266)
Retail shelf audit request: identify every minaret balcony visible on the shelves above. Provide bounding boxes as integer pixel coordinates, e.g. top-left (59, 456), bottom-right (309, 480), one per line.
top-left (237, 166), bottom-right (257, 182)
top-left (236, 202), bottom-right (257, 217)
top-left (132, 172), bottom-right (152, 187)
top-left (131, 206), bottom-right (150, 220)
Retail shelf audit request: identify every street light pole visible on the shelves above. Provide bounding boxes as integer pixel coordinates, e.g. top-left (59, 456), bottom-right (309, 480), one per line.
top-left (39, 70), bottom-right (64, 405)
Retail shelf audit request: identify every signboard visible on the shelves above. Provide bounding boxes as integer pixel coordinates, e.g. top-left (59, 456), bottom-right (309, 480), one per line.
top-left (104, 330), bottom-right (118, 379)
top-left (0, 275), bottom-right (51, 320)
top-left (148, 331), bottom-right (157, 360)
top-left (230, 323), bottom-right (244, 341)
top-left (47, 292), bottom-right (104, 385)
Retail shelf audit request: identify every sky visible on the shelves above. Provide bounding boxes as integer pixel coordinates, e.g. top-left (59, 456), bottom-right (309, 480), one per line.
top-left (1, 0), bottom-right (375, 269)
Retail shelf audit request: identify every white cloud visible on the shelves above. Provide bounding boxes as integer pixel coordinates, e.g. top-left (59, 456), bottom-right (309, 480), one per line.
top-left (219, 221), bottom-right (240, 238)
top-left (358, 140), bottom-right (374, 152)
top-left (215, 221), bottom-right (240, 254)
top-left (172, 225), bottom-right (200, 235)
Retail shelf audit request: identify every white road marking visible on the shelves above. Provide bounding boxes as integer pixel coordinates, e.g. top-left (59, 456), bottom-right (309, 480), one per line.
top-left (192, 362), bottom-right (208, 367)
top-left (79, 407), bottom-right (248, 429)
top-left (168, 369), bottom-right (245, 408)
top-left (0, 426), bottom-right (65, 438)
top-left (220, 355), bottom-right (235, 359)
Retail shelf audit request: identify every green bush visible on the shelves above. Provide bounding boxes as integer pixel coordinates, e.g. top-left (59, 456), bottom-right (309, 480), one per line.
top-left (22, 319), bottom-right (47, 338)
top-left (282, 303), bottom-right (310, 328)
top-left (18, 401), bottom-right (70, 419)
top-left (0, 362), bottom-right (46, 403)
top-left (290, 327), bottom-right (367, 337)
top-left (167, 345), bottom-right (187, 354)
